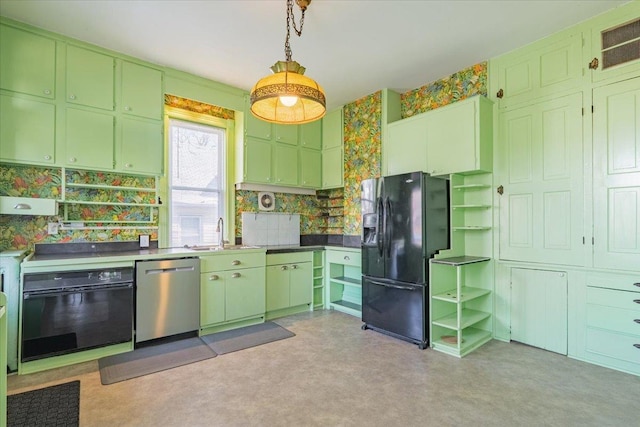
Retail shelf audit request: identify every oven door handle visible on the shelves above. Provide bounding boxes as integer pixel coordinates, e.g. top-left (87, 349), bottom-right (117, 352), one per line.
top-left (23, 282), bottom-right (133, 299)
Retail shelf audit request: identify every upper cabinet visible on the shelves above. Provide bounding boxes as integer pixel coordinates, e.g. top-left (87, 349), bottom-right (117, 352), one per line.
top-left (121, 61), bottom-right (163, 120)
top-left (66, 45), bottom-right (114, 111)
top-left (587, 5), bottom-right (640, 84)
top-left (321, 108), bottom-right (344, 189)
top-left (300, 120), bottom-right (322, 150)
top-left (385, 96), bottom-right (493, 177)
top-left (322, 108), bottom-right (343, 149)
top-left (490, 31), bottom-right (582, 109)
top-left (0, 25), bottom-right (56, 99)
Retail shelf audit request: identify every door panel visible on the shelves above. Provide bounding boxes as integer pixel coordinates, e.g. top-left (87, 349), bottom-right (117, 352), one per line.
top-left (274, 144), bottom-right (298, 185)
top-left (201, 273), bottom-right (225, 326)
top-left (65, 108), bottom-right (114, 170)
top-left (385, 115), bottom-right (428, 176)
top-left (289, 263), bottom-right (311, 307)
top-left (244, 139), bottom-right (272, 183)
top-left (225, 267), bottom-right (265, 321)
top-left (66, 45), bottom-right (114, 110)
top-left (266, 266), bottom-right (289, 311)
top-left (593, 78), bottom-right (640, 270)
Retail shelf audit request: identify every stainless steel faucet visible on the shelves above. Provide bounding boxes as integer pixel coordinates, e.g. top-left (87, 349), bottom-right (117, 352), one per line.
top-left (216, 217), bottom-right (224, 248)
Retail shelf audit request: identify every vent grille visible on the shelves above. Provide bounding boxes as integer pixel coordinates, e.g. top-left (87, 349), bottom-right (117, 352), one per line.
top-left (601, 18), bottom-right (640, 69)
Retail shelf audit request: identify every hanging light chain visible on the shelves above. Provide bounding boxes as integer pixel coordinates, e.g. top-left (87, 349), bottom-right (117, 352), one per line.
top-left (284, 0), bottom-right (307, 62)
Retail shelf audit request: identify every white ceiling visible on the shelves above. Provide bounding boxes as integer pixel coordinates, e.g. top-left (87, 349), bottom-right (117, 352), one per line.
top-left (0, 0), bottom-right (630, 110)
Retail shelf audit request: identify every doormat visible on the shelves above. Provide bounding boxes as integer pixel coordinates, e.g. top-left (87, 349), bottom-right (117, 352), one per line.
top-left (200, 321), bottom-right (295, 355)
top-left (98, 337), bottom-right (216, 385)
top-left (8, 380), bottom-right (80, 427)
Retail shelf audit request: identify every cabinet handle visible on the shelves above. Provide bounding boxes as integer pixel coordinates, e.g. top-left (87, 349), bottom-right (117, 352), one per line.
top-left (281, 265), bottom-right (288, 270)
top-left (124, 106), bottom-right (131, 111)
top-left (344, 256), bottom-right (350, 261)
top-left (291, 264), bottom-right (298, 269)
top-left (44, 155), bottom-right (51, 160)
top-left (125, 163), bottom-right (133, 168)
top-left (69, 157), bottom-right (77, 163)
top-left (209, 274), bottom-right (220, 281)
top-left (634, 344), bottom-right (640, 350)
top-left (231, 260), bottom-right (241, 266)
top-left (69, 94), bottom-right (76, 100)
top-left (588, 57), bottom-right (599, 70)
top-left (496, 89), bottom-right (504, 99)
top-left (634, 283), bottom-right (640, 288)
top-left (634, 319), bottom-right (640, 324)
top-left (634, 299), bottom-right (640, 305)
top-left (43, 89), bottom-right (51, 95)
top-left (231, 272), bottom-right (241, 278)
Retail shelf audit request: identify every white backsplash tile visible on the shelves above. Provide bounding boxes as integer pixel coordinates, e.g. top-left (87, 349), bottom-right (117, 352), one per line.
top-left (242, 212), bottom-right (300, 246)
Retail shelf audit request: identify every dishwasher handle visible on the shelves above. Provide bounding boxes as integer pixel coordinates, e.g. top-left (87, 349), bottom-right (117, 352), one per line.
top-left (144, 266), bottom-right (195, 275)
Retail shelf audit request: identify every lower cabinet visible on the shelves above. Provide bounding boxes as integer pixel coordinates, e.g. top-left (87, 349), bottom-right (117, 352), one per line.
top-left (265, 252), bottom-right (313, 320)
top-left (325, 248), bottom-right (361, 317)
top-left (200, 251), bottom-right (266, 333)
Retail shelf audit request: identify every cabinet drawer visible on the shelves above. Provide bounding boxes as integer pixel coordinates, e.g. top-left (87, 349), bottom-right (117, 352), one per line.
top-left (587, 287), bottom-right (640, 312)
top-left (267, 252), bottom-right (312, 266)
top-left (586, 327), bottom-right (640, 365)
top-left (586, 272), bottom-right (640, 293)
top-left (201, 252), bottom-right (265, 272)
top-left (326, 250), bottom-right (361, 267)
top-left (587, 304), bottom-right (640, 336)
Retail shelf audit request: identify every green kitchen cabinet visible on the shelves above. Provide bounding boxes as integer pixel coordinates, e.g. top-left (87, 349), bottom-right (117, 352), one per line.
top-left (121, 61), bottom-right (163, 120)
top-left (385, 113), bottom-right (428, 176)
top-left (322, 108), bottom-right (343, 149)
top-left (243, 138), bottom-right (273, 184)
top-left (300, 120), bottom-right (322, 150)
top-left (592, 77), bottom-right (640, 271)
top-left (490, 30), bottom-right (582, 109)
top-left (0, 94), bottom-right (55, 165)
top-left (245, 108), bottom-right (273, 141)
top-left (201, 271), bottom-right (225, 326)
top-left (274, 124), bottom-right (298, 145)
top-left (322, 147), bottom-right (343, 189)
top-left (424, 95), bottom-right (493, 176)
top-left (325, 248), bottom-right (361, 317)
top-left (117, 117), bottom-right (163, 175)
top-left (274, 144), bottom-right (299, 186)
top-left (1, 292), bottom-right (6, 427)
top-left (497, 93), bottom-right (584, 266)
top-left (65, 108), bottom-right (114, 170)
top-left (0, 24), bottom-right (56, 99)
top-left (266, 252), bottom-right (312, 320)
top-left (587, 4), bottom-right (640, 84)
top-left (66, 45), bottom-right (114, 111)
top-left (300, 149), bottom-right (322, 188)
top-left (225, 267), bottom-right (266, 321)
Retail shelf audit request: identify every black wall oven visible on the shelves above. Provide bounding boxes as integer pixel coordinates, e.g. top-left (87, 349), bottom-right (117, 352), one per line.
top-left (22, 267), bottom-right (134, 362)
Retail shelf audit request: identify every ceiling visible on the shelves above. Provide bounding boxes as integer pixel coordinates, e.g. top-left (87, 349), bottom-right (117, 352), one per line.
top-left (0, 0), bottom-right (630, 110)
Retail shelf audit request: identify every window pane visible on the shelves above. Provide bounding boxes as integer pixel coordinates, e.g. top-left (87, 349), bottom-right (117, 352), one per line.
top-left (171, 189), bottom-right (221, 247)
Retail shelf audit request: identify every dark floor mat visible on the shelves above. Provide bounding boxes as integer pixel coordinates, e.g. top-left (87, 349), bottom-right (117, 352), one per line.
top-left (98, 337), bottom-right (216, 385)
top-left (200, 321), bottom-right (295, 355)
top-left (8, 380), bottom-right (80, 427)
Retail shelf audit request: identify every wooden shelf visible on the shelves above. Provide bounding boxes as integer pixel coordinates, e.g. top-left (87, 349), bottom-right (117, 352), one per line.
top-left (451, 204), bottom-right (491, 210)
top-left (452, 226), bottom-right (491, 231)
top-left (329, 300), bottom-right (361, 317)
top-left (432, 308), bottom-right (491, 331)
top-left (432, 286), bottom-right (491, 303)
top-left (65, 183), bottom-right (156, 192)
top-left (431, 327), bottom-right (492, 358)
top-left (330, 276), bottom-right (361, 287)
top-left (432, 256), bottom-right (491, 266)
top-left (452, 184), bottom-right (490, 190)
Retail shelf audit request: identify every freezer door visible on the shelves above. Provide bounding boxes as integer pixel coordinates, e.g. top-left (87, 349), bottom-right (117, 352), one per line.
top-left (361, 178), bottom-right (385, 278)
top-left (383, 172), bottom-right (425, 283)
top-left (362, 276), bottom-right (427, 345)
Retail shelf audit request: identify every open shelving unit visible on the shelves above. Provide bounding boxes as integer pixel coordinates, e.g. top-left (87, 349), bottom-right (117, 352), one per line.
top-left (312, 250), bottom-right (325, 310)
top-left (325, 249), bottom-right (362, 317)
top-left (316, 188), bottom-right (344, 235)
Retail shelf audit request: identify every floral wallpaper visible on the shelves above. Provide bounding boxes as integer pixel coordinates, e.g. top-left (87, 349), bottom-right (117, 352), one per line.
top-left (165, 94), bottom-right (235, 120)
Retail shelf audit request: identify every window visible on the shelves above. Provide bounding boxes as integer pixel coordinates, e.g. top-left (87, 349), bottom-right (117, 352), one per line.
top-left (168, 118), bottom-right (225, 247)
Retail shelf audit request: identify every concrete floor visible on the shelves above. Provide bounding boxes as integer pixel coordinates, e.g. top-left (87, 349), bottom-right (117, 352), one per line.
top-left (8, 310), bottom-right (640, 427)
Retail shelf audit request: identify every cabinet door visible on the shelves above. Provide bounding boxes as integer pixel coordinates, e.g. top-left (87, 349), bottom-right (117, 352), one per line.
top-left (225, 267), bottom-right (265, 321)
top-left (274, 124), bottom-right (298, 145)
top-left (322, 147), bottom-right (343, 189)
top-left (322, 108), bottom-right (343, 149)
top-left (201, 272), bottom-right (225, 326)
top-left (300, 120), bottom-right (322, 150)
top-left (593, 78), bottom-right (640, 270)
top-left (0, 25), bottom-right (56, 99)
top-left (121, 61), bottom-right (163, 120)
top-left (66, 45), bottom-right (114, 110)
top-left (246, 109), bottom-right (272, 140)
top-left (385, 114), bottom-right (427, 176)
top-left (244, 139), bottom-right (273, 183)
top-left (497, 93), bottom-right (584, 266)
top-left (118, 117), bottom-right (163, 175)
top-left (266, 265), bottom-right (289, 311)
top-left (274, 144), bottom-right (298, 186)
top-left (0, 95), bottom-right (55, 164)
top-left (300, 149), bottom-right (321, 188)
top-left (510, 268), bottom-right (568, 355)
top-left (492, 32), bottom-right (582, 109)
top-left (65, 108), bottom-right (114, 170)
top-left (289, 262), bottom-right (312, 307)
top-left (589, 6), bottom-right (640, 84)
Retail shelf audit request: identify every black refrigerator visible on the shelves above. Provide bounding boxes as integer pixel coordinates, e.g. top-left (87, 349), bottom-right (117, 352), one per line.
top-left (361, 171), bottom-right (449, 348)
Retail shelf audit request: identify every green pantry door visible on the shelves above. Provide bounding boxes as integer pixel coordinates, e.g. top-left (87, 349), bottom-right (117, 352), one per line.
top-left (593, 77), bottom-right (640, 270)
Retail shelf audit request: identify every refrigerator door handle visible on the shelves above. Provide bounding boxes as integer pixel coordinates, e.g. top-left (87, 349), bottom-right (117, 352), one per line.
top-left (376, 196), bottom-right (384, 256)
top-left (384, 197), bottom-right (392, 257)
top-left (368, 279), bottom-right (416, 291)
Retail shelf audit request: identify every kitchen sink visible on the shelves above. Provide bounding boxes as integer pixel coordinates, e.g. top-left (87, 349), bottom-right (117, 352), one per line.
top-left (186, 244), bottom-right (261, 251)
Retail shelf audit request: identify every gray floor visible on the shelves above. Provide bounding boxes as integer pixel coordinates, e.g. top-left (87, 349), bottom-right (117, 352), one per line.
top-left (8, 310), bottom-right (640, 427)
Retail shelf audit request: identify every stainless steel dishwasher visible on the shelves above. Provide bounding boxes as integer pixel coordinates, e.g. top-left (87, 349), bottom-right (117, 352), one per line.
top-left (135, 258), bottom-right (200, 343)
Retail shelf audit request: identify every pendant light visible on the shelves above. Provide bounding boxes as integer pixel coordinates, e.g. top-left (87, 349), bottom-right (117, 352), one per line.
top-left (250, 0), bottom-right (326, 125)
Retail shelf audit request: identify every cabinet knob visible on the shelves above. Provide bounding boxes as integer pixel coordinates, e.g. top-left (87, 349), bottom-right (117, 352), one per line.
top-left (634, 319), bottom-right (640, 324)
top-left (634, 299), bottom-right (640, 305)
top-left (69, 94), bottom-right (76, 100)
top-left (209, 274), bottom-right (220, 281)
top-left (231, 260), bottom-right (241, 266)
top-left (43, 89), bottom-right (51, 95)
top-left (291, 264), bottom-right (298, 269)
top-left (634, 344), bottom-right (640, 350)
top-left (44, 155), bottom-right (52, 160)
top-left (125, 163), bottom-right (133, 168)
top-left (124, 106), bottom-right (131, 111)
top-left (344, 256), bottom-right (350, 261)
top-left (634, 283), bottom-right (640, 288)
top-left (231, 272), bottom-right (241, 278)
top-left (281, 265), bottom-right (288, 271)
top-left (559, 273), bottom-right (565, 277)
top-left (69, 157), bottom-right (77, 163)
top-left (267, 133), bottom-right (271, 139)
top-left (588, 57), bottom-right (599, 70)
